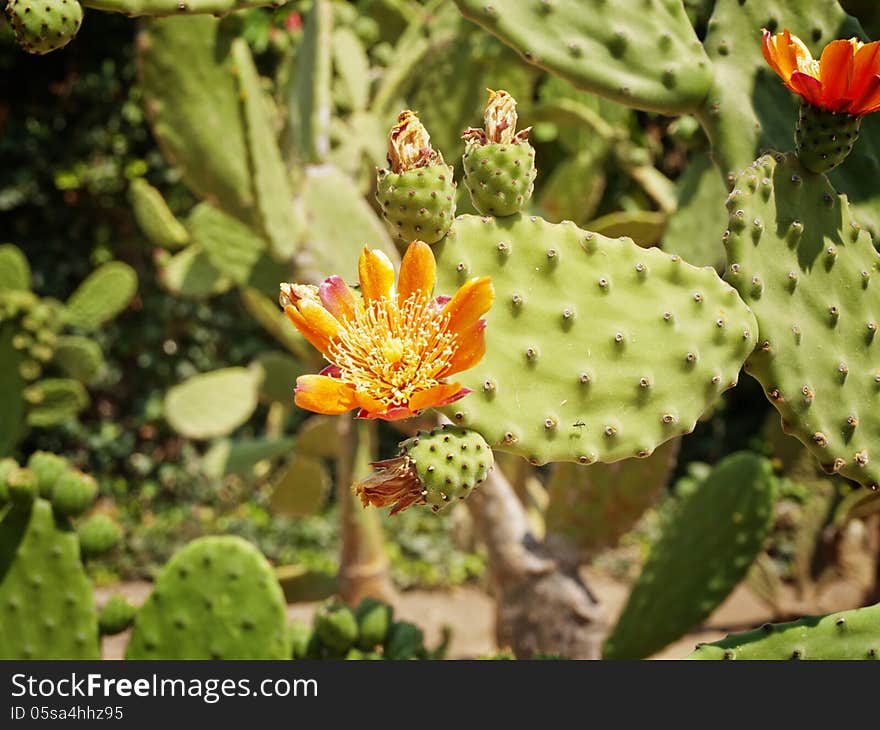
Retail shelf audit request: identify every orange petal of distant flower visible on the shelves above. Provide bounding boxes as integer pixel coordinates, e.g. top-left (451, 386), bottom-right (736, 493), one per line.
top-left (408, 382), bottom-right (465, 412)
top-left (442, 319), bottom-right (487, 377)
top-left (442, 277), bottom-right (495, 334)
top-left (819, 40), bottom-right (854, 108)
top-left (319, 275), bottom-right (361, 323)
top-left (397, 240), bottom-right (436, 305)
top-left (294, 375), bottom-right (359, 414)
top-left (283, 304), bottom-right (337, 357)
top-left (358, 247), bottom-right (395, 304)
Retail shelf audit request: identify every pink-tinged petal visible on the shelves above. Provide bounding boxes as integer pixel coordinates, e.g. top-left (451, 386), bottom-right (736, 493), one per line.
top-left (397, 240), bottom-right (436, 306)
top-left (442, 319), bottom-right (487, 376)
top-left (356, 405), bottom-right (420, 421)
top-left (319, 275), bottom-right (361, 322)
top-left (319, 363), bottom-right (342, 378)
top-left (283, 304), bottom-right (337, 358)
top-left (442, 277), bottom-right (495, 334)
top-left (818, 40), bottom-right (854, 108)
top-left (408, 382), bottom-right (466, 412)
top-left (434, 294), bottom-right (452, 308)
top-left (294, 375), bottom-right (358, 415)
top-left (358, 246), bottom-right (395, 305)
top-left (849, 73), bottom-right (880, 115)
top-left (789, 71), bottom-right (825, 107)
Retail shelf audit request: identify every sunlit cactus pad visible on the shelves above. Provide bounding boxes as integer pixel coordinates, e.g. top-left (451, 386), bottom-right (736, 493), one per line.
top-left (434, 214), bottom-right (757, 464)
top-left (126, 536), bottom-right (290, 659)
top-left (724, 152), bottom-right (880, 488)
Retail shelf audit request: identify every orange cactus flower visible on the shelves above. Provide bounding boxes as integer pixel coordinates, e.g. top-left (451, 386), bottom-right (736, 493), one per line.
top-left (762, 28), bottom-right (880, 115)
top-left (280, 241), bottom-right (494, 421)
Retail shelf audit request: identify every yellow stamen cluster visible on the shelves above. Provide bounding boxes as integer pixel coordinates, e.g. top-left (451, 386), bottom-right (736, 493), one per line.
top-left (329, 293), bottom-right (458, 407)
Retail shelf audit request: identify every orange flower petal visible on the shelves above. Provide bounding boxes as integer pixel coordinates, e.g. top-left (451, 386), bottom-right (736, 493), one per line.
top-left (358, 246), bottom-right (395, 305)
top-left (283, 304), bottom-right (337, 357)
top-left (294, 375), bottom-right (359, 415)
top-left (442, 276), bottom-right (495, 334)
top-left (850, 41), bottom-right (880, 105)
top-left (761, 29), bottom-right (787, 80)
top-left (408, 382), bottom-right (464, 412)
top-left (442, 319), bottom-right (487, 377)
top-left (319, 275), bottom-right (361, 323)
top-left (850, 73), bottom-right (880, 115)
top-left (819, 39), bottom-right (854, 108)
top-left (397, 240), bottom-right (436, 306)
top-left (789, 71), bottom-right (824, 108)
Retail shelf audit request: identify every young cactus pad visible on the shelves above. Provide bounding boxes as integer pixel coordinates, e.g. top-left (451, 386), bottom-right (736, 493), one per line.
top-left (603, 452), bottom-right (778, 660)
top-left (0, 499), bottom-right (100, 659)
top-left (433, 214), bottom-right (757, 465)
top-left (723, 152), bottom-right (880, 489)
top-left (125, 536), bottom-right (290, 659)
top-left (688, 602), bottom-right (880, 660)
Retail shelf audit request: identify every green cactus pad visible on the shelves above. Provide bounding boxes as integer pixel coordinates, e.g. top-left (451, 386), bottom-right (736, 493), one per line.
top-left (688, 602), bottom-right (880, 660)
top-left (433, 214), bottom-right (757, 464)
top-left (0, 324), bottom-right (27, 457)
top-left (78, 514), bottom-right (122, 558)
top-left (98, 594), bottom-right (136, 636)
top-left (65, 261), bottom-right (137, 330)
top-left (454, 0), bottom-right (712, 115)
top-left (159, 245), bottom-right (231, 300)
top-left (26, 451), bottom-right (68, 497)
top-left (384, 620), bottom-right (424, 660)
top-left (289, 619), bottom-right (312, 659)
top-left (0, 244), bottom-right (31, 291)
top-left (603, 452), bottom-right (778, 660)
top-left (126, 536), bottom-right (290, 659)
top-left (723, 152), bottom-right (880, 489)
top-left (24, 378), bottom-right (89, 427)
top-left (399, 425), bottom-right (494, 512)
top-left (376, 164), bottom-right (457, 244)
top-left (545, 438), bottom-right (679, 556)
top-left (52, 335), bottom-right (104, 384)
top-left (795, 103), bottom-right (861, 175)
top-left (129, 178), bottom-right (190, 250)
top-left (463, 141), bottom-right (537, 217)
top-left (355, 597), bottom-right (393, 650)
top-left (0, 500), bottom-right (100, 659)
top-left (314, 600), bottom-right (359, 653)
top-left (6, 0), bottom-right (83, 55)
top-left (163, 367), bottom-right (259, 439)
top-left (51, 470), bottom-right (97, 517)
top-left (270, 455), bottom-right (330, 518)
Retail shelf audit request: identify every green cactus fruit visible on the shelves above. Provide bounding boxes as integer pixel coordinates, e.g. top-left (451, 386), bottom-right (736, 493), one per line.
top-left (49, 470), bottom-right (97, 517)
top-left (384, 621), bottom-right (424, 660)
top-left (0, 499), bottom-right (100, 659)
top-left (24, 378), bottom-right (89, 427)
top-left (98, 594), bottom-right (136, 636)
top-left (314, 600), bottom-right (359, 653)
top-left (433, 214), bottom-right (757, 465)
top-left (723, 152), bottom-right (880, 490)
top-left (289, 620), bottom-right (312, 659)
top-left (454, 0), bottom-right (712, 115)
top-left (603, 453), bottom-right (778, 660)
top-left (126, 536), bottom-right (289, 659)
top-left (6, 467), bottom-right (37, 505)
top-left (688, 602), bottom-right (880, 660)
top-left (376, 111), bottom-right (456, 244)
top-left (6, 0), bottom-right (83, 55)
top-left (356, 425), bottom-right (494, 515)
top-left (355, 597), bottom-right (393, 650)
top-left (795, 104), bottom-right (861, 174)
top-left (545, 438), bottom-right (680, 557)
top-left (26, 451), bottom-right (68, 498)
top-left (77, 514), bottom-right (122, 558)
top-left (0, 458), bottom-right (17, 504)
top-left (462, 90), bottom-right (536, 217)
top-left (345, 648), bottom-right (383, 660)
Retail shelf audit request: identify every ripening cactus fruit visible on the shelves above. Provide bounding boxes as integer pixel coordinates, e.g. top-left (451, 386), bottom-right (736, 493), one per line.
top-left (98, 594), bottom-right (136, 636)
top-left (462, 90), bottom-right (536, 216)
top-left (6, 0), bottom-right (83, 55)
top-left (795, 104), bottom-right (861, 174)
top-left (376, 111), bottom-right (456, 244)
top-left (50, 470), bottom-right (98, 517)
top-left (314, 600), bottom-right (359, 654)
top-left (355, 425), bottom-right (494, 514)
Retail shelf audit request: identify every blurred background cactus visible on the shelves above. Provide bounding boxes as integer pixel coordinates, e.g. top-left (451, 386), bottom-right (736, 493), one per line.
top-left (4, 0), bottom-right (880, 661)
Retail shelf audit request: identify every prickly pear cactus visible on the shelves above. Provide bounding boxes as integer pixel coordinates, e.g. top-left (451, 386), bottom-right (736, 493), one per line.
top-left (433, 214), bottom-right (757, 465)
top-left (126, 536), bottom-right (290, 659)
top-left (6, 0), bottom-right (83, 55)
top-left (723, 152), bottom-right (880, 489)
top-left (376, 111), bottom-right (457, 244)
top-left (462, 90), bottom-right (536, 216)
top-left (688, 602), bottom-right (880, 660)
top-left (603, 452), bottom-right (778, 660)
top-left (796, 105), bottom-right (862, 174)
top-left (356, 425), bottom-right (494, 514)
